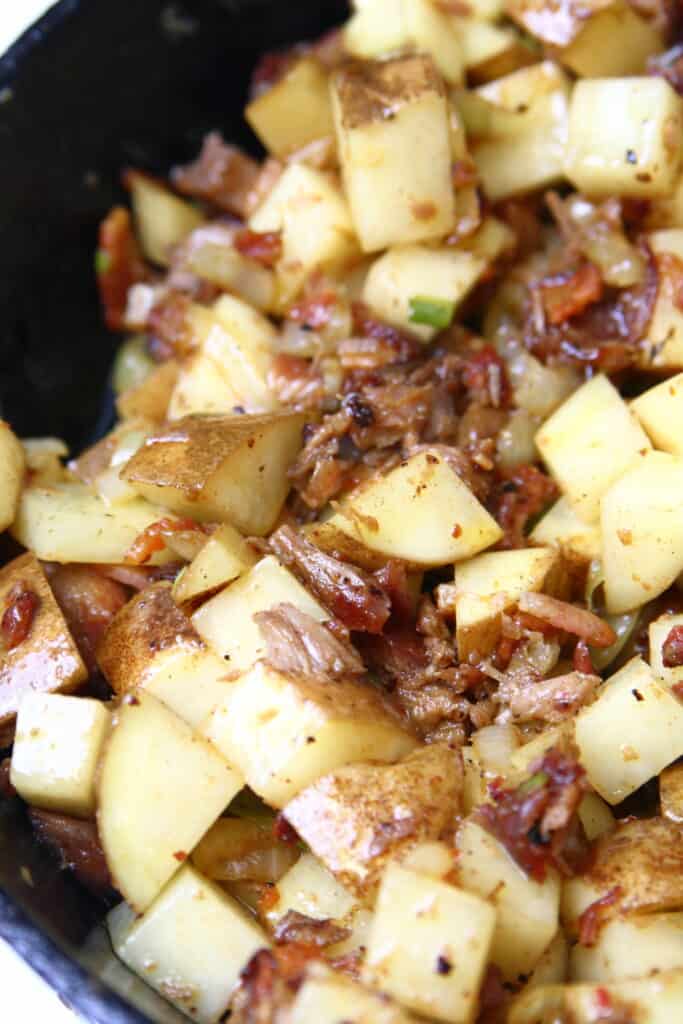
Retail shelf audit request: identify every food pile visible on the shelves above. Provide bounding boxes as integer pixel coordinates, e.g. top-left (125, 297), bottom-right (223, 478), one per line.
top-left (3, 1), bottom-right (683, 1021)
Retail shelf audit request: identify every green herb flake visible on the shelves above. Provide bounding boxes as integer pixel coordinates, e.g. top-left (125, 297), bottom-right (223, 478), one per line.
top-left (517, 771), bottom-right (549, 796)
top-left (409, 296), bottom-right (455, 330)
top-left (95, 249), bottom-right (111, 274)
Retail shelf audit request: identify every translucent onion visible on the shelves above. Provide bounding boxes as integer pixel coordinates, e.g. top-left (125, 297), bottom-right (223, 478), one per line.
top-left (509, 635), bottom-right (561, 678)
top-left (276, 320), bottom-right (323, 358)
top-left (188, 243), bottom-right (275, 312)
top-left (192, 818), bottom-right (300, 883)
top-left (496, 408), bottom-right (540, 470)
top-left (472, 723), bottom-right (521, 779)
top-left (564, 195), bottom-right (645, 288)
top-left (590, 611), bottom-right (641, 672)
top-left (112, 335), bottom-right (155, 395)
top-left (505, 348), bottom-right (580, 419)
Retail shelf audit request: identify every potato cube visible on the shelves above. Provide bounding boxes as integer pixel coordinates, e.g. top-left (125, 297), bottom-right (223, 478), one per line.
top-left (203, 661), bottom-right (416, 808)
top-left (600, 450), bottom-right (683, 613)
top-left (523, 931), bottom-right (568, 990)
top-left (632, 373), bottom-right (683, 453)
top-left (192, 555), bottom-right (329, 675)
top-left (11, 483), bottom-right (171, 564)
top-left (530, 497), bottom-right (601, 565)
top-left (577, 791), bottom-right (615, 842)
top-left (468, 62), bottom-right (571, 201)
top-left (639, 230), bottom-right (683, 369)
top-left (109, 865), bottom-right (266, 1023)
top-left (660, 762), bottom-right (683, 823)
top-left (121, 412), bottom-right (304, 534)
top-left (535, 374), bottom-right (651, 524)
top-left (331, 56), bottom-right (456, 253)
top-left (570, 913), bottom-right (683, 983)
top-left (508, 723), bottom-right (573, 776)
top-left (249, 163), bottom-right (359, 304)
top-left (510, 972), bottom-right (683, 1024)
top-left (363, 863), bottom-right (496, 1023)
top-left (117, 359), bottom-right (179, 424)
top-left (574, 656), bottom-right (683, 804)
top-left (362, 245), bottom-right (485, 343)
top-left (458, 19), bottom-right (535, 85)
top-left (507, 0), bottom-right (661, 78)
top-left (98, 691), bottom-right (243, 911)
top-left (322, 450), bottom-right (503, 569)
top-left (564, 78), bottom-right (683, 198)
top-left (0, 420), bottom-right (25, 533)
top-left (127, 170), bottom-right (205, 266)
top-left (289, 964), bottom-right (419, 1024)
top-left (245, 57), bottom-right (335, 158)
top-left (172, 523), bottom-right (257, 605)
top-left (97, 583), bottom-right (233, 730)
top-left (344, 0), bottom-right (463, 85)
top-left (10, 694), bottom-right (109, 818)
top-left (649, 612), bottom-right (683, 689)
top-left (456, 818), bottom-right (560, 981)
top-left (265, 852), bottom-right (358, 929)
top-left (283, 745), bottom-right (462, 895)
top-left (454, 547), bottom-right (563, 660)
top-left (0, 553), bottom-right (87, 747)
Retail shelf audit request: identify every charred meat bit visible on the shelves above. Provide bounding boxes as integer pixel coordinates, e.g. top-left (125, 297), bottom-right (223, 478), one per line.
top-left (230, 948), bottom-right (295, 1024)
top-left (96, 207), bottom-right (149, 332)
top-left (125, 517), bottom-right (206, 565)
top-left (662, 624), bottom-right (683, 667)
top-left (539, 263), bottom-right (604, 326)
top-left (254, 603), bottom-right (366, 679)
top-left (49, 565), bottom-right (128, 674)
top-left (1, 585), bottom-right (40, 651)
top-left (478, 747), bottom-right (589, 881)
top-left (578, 886), bottom-right (623, 947)
top-left (29, 809), bottom-right (113, 897)
top-left (461, 345), bottom-right (511, 408)
top-left (171, 132), bottom-right (260, 218)
top-left (234, 229), bottom-right (283, 267)
top-left (490, 464), bottom-right (558, 550)
top-left (273, 910), bottom-right (350, 949)
top-left (269, 526), bottom-right (391, 634)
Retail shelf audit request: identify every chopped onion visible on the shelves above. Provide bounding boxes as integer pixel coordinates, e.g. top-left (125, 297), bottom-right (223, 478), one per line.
top-left (496, 409), bottom-right (539, 470)
top-left (192, 817), bottom-right (300, 883)
top-left (472, 723), bottom-right (520, 779)
top-left (590, 611), bottom-right (641, 671)
top-left (112, 335), bottom-right (155, 395)
top-left (505, 348), bottom-right (579, 419)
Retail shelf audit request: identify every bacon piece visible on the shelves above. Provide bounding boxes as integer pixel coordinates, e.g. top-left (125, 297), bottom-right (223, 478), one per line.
top-left (29, 809), bottom-right (113, 896)
top-left (574, 639), bottom-right (595, 675)
top-left (540, 263), bottom-right (604, 325)
top-left (578, 886), bottom-right (623, 947)
top-left (1, 585), bottom-right (40, 651)
top-left (147, 291), bottom-right (194, 361)
top-left (49, 565), bottom-right (128, 675)
top-left (171, 132), bottom-right (260, 218)
top-left (492, 464), bottom-right (558, 550)
top-left (254, 603), bottom-right (366, 679)
top-left (273, 911), bottom-right (350, 949)
top-left (373, 560), bottom-right (415, 624)
top-left (96, 207), bottom-right (149, 331)
top-left (518, 592), bottom-right (617, 648)
top-left (125, 517), bottom-right (206, 566)
top-left (269, 526), bottom-right (391, 634)
top-left (234, 229), bottom-right (282, 267)
top-left (663, 624), bottom-right (683, 667)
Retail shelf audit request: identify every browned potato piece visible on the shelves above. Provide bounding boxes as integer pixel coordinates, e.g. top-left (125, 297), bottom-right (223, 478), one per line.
top-left (120, 411), bottom-right (305, 534)
top-left (116, 359), bottom-right (179, 423)
top-left (0, 553), bottom-right (87, 747)
top-left (0, 420), bottom-right (25, 533)
top-left (562, 818), bottom-right (683, 936)
top-left (283, 744), bottom-right (462, 896)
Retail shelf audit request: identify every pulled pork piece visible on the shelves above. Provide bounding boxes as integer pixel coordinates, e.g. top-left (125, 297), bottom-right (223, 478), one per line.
top-left (273, 910), bottom-right (350, 949)
top-left (171, 132), bottom-right (260, 218)
top-left (49, 565), bottom-right (128, 674)
top-left (254, 604), bottom-right (366, 679)
top-left (96, 207), bottom-right (149, 331)
top-left (29, 809), bottom-right (113, 896)
top-left (662, 624), bottom-right (683, 667)
top-left (489, 464), bottom-right (558, 549)
top-left (517, 592), bottom-right (617, 648)
top-left (479, 747), bottom-right (589, 881)
top-left (496, 670), bottom-right (599, 725)
top-left (269, 526), bottom-right (390, 634)
top-left (230, 948), bottom-right (296, 1024)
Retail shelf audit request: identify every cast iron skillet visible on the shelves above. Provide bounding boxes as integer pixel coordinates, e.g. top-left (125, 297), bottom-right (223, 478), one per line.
top-left (0, 1), bottom-right (346, 1020)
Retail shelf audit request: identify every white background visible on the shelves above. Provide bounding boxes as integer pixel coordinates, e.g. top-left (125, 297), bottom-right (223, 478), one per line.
top-left (2, 3), bottom-right (86, 1021)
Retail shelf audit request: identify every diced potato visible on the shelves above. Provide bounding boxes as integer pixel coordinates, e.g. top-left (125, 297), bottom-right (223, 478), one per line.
top-left (117, 359), bottom-right (179, 424)
top-left (289, 963), bottom-right (419, 1024)
top-left (363, 864), bottom-right (496, 1024)
top-left (562, 817), bottom-right (683, 934)
top-left (510, 972), bottom-right (683, 1024)
top-left (344, 0), bottom-right (463, 85)
top-left (574, 657), bottom-right (683, 804)
top-left (203, 661), bottom-right (416, 808)
top-left (245, 57), bottom-right (334, 158)
top-left (98, 691), bottom-right (243, 911)
top-left (524, 931), bottom-right (568, 989)
top-left (108, 865), bottom-right (266, 1023)
top-left (454, 547), bottom-right (564, 660)
top-left (0, 553), bottom-right (87, 746)
top-left (331, 56), bottom-right (456, 253)
top-left (0, 420), bottom-right (25, 532)
top-left (127, 171), bottom-right (205, 266)
top-left (632, 373), bottom-right (683, 453)
top-left (571, 913), bottom-right (683, 983)
top-left (172, 523), bottom-right (257, 605)
top-left (168, 296), bottom-right (279, 419)
top-left (640, 230), bottom-right (683, 369)
top-left (462, 747), bottom-right (488, 813)
top-left (507, 0), bottom-right (661, 78)
top-left (564, 78), bottom-right (683, 198)
top-left (11, 483), bottom-right (170, 564)
top-left (530, 497), bottom-right (602, 565)
top-left (649, 612), bottom-right (683, 689)
top-left (400, 840), bottom-right (458, 881)
top-left (321, 450), bottom-right (503, 569)
top-left (456, 818), bottom-right (561, 981)
top-left (535, 374), bottom-right (651, 525)
top-left (471, 723), bottom-right (520, 781)
top-left (283, 745), bottom-right (462, 895)
top-left (10, 694), bottom-right (109, 818)
top-left (661, 762), bottom-right (683, 823)
top-left (467, 62), bottom-right (571, 201)
top-left (577, 791), bottom-right (615, 842)
top-left (249, 163), bottom-right (359, 304)
top-left (264, 852), bottom-right (358, 929)
top-left (192, 555), bottom-right (329, 675)
top-left (21, 437), bottom-right (69, 487)
top-left (458, 18), bottom-right (536, 84)
top-left (458, 216), bottom-right (516, 263)
top-left (508, 723), bottom-right (573, 775)
top-left (600, 451), bottom-right (683, 613)
top-left (186, 244), bottom-right (275, 313)
top-left (362, 245), bottom-right (485, 343)
top-left (121, 412), bottom-right (304, 534)
top-left (97, 583), bottom-right (233, 730)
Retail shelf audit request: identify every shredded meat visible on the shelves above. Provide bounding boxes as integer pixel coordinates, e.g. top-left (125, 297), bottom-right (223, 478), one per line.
top-left (125, 517), bottom-right (206, 566)
top-left (171, 132), bottom-right (260, 218)
top-left (461, 345), bottom-right (511, 408)
top-left (273, 911), bottom-right (350, 948)
top-left (254, 603), bottom-right (365, 679)
top-left (230, 949), bottom-right (295, 1024)
top-left (1, 585), bottom-right (40, 651)
top-left (479, 747), bottom-right (589, 881)
top-left (29, 809), bottom-right (113, 897)
top-left (49, 565), bottom-right (128, 674)
top-left (539, 263), bottom-right (604, 325)
top-left (518, 592), bottom-right (617, 648)
top-left (96, 207), bottom-right (149, 331)
top-left (497, 670), bottom-right (599, 725)
top-left (234, 229), bottom-right (283, 267)
top-left (662, 624), bottom-right (683, 667)
top-left (269, 526), bottom-right (390, 633)
top-left (578, 886), bottom-right (623, 947)
top-left (489, 464), bottom-right (558, 549)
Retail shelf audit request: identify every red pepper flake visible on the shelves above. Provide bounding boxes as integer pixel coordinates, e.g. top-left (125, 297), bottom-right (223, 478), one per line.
top-left (273, 813), bottom-right (299, 845)
top-left (573, 640), bottom-right (595, 675)
top-left (539, 263), bottom-right (604, 326)
top-left (1, 586), bottom-right (40, 651)
top-left (257, 883), bottom-right (280, 915)
top-left (173, 850), bottom-right (187, 862)
top-left (578, 886), bottom-right (623, 947)
top-left (234, 229), bottom-right (282, 267)
top-left (594, 986), bottom-right (613, 1013)
top-left (125, 517), bottom-right (206, 565)
top-left (96, 207), bottom-right (148, 331)
top-left (451, 158), bottom-right (478, 189)
top-left (451, 523), bottom-right (463, 539)
top-left (662, 624), bottom-right (683, 667)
